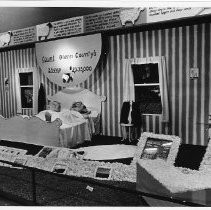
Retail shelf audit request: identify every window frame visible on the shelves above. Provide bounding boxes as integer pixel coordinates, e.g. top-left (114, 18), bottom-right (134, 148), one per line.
top-left (19, 72), bottom-right (34, 109)
top-left (133, 63), bottom-right (162, 116)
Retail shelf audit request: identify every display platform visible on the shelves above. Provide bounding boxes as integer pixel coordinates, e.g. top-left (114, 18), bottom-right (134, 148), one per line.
top-left (136, 159), bottom-right (211, 206)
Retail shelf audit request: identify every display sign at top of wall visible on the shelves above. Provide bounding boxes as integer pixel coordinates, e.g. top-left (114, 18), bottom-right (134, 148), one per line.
top-left (36, 16), bottom-right (84, 41)
top-left (0, 8), bottom-right (210, 49)
top-left (35, 33), bottom-right (102, 87)
top-left (0, 26), bottom-right (36, 48)
top-left (147, 7), bottom-right (204, 23)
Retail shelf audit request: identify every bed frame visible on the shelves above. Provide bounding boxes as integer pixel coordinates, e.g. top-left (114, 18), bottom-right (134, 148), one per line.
top-left (0, 115), bottom-right (62, 147)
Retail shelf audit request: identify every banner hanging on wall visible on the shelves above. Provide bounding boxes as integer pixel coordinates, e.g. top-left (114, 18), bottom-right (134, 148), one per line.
top-left (36, 33), bottom-right (102, 87)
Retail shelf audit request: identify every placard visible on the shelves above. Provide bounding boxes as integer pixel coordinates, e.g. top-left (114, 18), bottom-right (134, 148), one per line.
top-left (36, 33), bottom-right (102, 87)
top-left (84, 9), bottom-right (121, 32)
top-left (52, 161), bottom-right (68, 174)
top-left (14, 156), bottom-right (28, 165)
top-left (37, 147), bottom-right (54, 158)
top-left (95, 166), bottom-right (112, 180)
top-left (53, 16), bottom-right (84, 38)
top-left (12, 26), bottom-right (36, 45)
top-left (147, 7), bottom-right (204, 23)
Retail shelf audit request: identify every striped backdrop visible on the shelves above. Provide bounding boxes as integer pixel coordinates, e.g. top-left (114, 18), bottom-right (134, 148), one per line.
top-left (0, 22), bottom-right (210, 145)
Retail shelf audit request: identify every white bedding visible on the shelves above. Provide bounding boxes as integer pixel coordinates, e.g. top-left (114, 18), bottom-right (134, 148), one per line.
top-left (42, 87), bottom-right (106, 148)
top-left (36, 109), bottom-right (87, 125)
top-left (35, 109), bottom-right (98, 148)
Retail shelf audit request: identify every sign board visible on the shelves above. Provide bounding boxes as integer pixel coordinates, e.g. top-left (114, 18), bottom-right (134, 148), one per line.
top-left (36, 33), bottom-right (102, 87)
top-left (53, 16), bottom-right (84, 38)
top-left (0, 26), bottom-right (36, 48)
top-left (36, 16), bottom-right (84, 41)
top-left (147, 7), bottom-right (204, 23)
top-left (12, 26), bottom-right (36, 45)
top-left (84, 9), bottom-right (122, 32)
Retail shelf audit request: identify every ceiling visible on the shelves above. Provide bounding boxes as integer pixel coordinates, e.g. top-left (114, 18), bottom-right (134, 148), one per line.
top-left (0, 7), bottom-right (116, 33)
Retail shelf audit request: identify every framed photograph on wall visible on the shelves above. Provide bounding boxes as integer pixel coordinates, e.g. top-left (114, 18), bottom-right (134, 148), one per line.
top-left (133, 132), bottom-right (181, 165)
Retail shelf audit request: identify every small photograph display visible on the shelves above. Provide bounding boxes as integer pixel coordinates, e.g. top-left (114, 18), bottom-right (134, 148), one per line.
top-left (14, 156), bottom-right (28, 166)
top-left (95, 166), bottom-right (112, 180)
top-left (37, 147), bottom-right (54, 158)
top-left (141, 138), bottom-right (172, 160)
top-left (52, 162), bottom-right (68, 174)
top-left (133, 132), bottom-right (181, 165)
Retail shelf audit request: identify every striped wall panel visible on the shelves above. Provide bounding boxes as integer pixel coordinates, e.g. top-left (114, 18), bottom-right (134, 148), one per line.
top-left (97, 23), bottom-right (210, 145)
top-left (0, 22), bottom-right (210, 145)
top-left (0, 48), bottom-right (37, 118)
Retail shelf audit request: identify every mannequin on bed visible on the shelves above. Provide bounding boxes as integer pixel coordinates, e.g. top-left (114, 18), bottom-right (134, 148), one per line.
top-left (45, 101), bottom-right (61, 122)
top-left (71, 101), bottom-right (91, 114)
top-left (70, 101), bottom-right (91, 119)
top-left (48, 101), bottom-right (61, 112)
top-left (37, 100), bottom-right (87, 124)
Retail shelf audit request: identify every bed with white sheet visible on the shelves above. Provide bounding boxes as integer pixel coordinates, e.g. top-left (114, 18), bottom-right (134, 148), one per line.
top-left (0, 87), bottom-right (105, 149)
top-left (36, 87), bottom-right (106, 148)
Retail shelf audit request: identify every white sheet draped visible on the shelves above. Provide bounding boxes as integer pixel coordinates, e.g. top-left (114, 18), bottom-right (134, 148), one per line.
top-left (36, 109), bottom-right (92, 148)
top-left (123, 56), bottom-right (169, 122)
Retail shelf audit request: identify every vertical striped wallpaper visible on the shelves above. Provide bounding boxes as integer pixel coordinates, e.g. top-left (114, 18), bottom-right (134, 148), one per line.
top-left (0, 48), bottom-right (37, 118)
top-left (0, 22), bottom-right (210, 145)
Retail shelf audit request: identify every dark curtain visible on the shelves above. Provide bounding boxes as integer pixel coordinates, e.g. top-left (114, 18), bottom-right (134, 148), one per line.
top-left (120, 101), bottom-right (142, 127)
top-left (38, 83), bottom-right (46, 113)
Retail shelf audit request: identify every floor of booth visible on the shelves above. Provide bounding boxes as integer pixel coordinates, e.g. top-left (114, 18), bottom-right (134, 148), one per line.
top-left (0, 136), bottom-right (145, 206)
top-left (0, 135), bottom-right (207, 206)
top-left (0, 164), bottom-right (146, 206)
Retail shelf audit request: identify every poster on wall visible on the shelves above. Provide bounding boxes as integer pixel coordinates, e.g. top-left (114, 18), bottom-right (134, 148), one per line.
top-left (0, 26), bottom-right (36, 48)
top-left (53, 16), bottom-right (84, 38)
top-left (12, 26), bottom-right (36, 45)
top-left (84, 8), bottom-right (145, 32)
top-left (36, 16), bottom-right (84, 41)
top-left (147, 7), bottom-right (204, 23)
top-left (35, 33), bottom-right (102, 87)
top-left (84, 9), bottom-right (122, 32)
